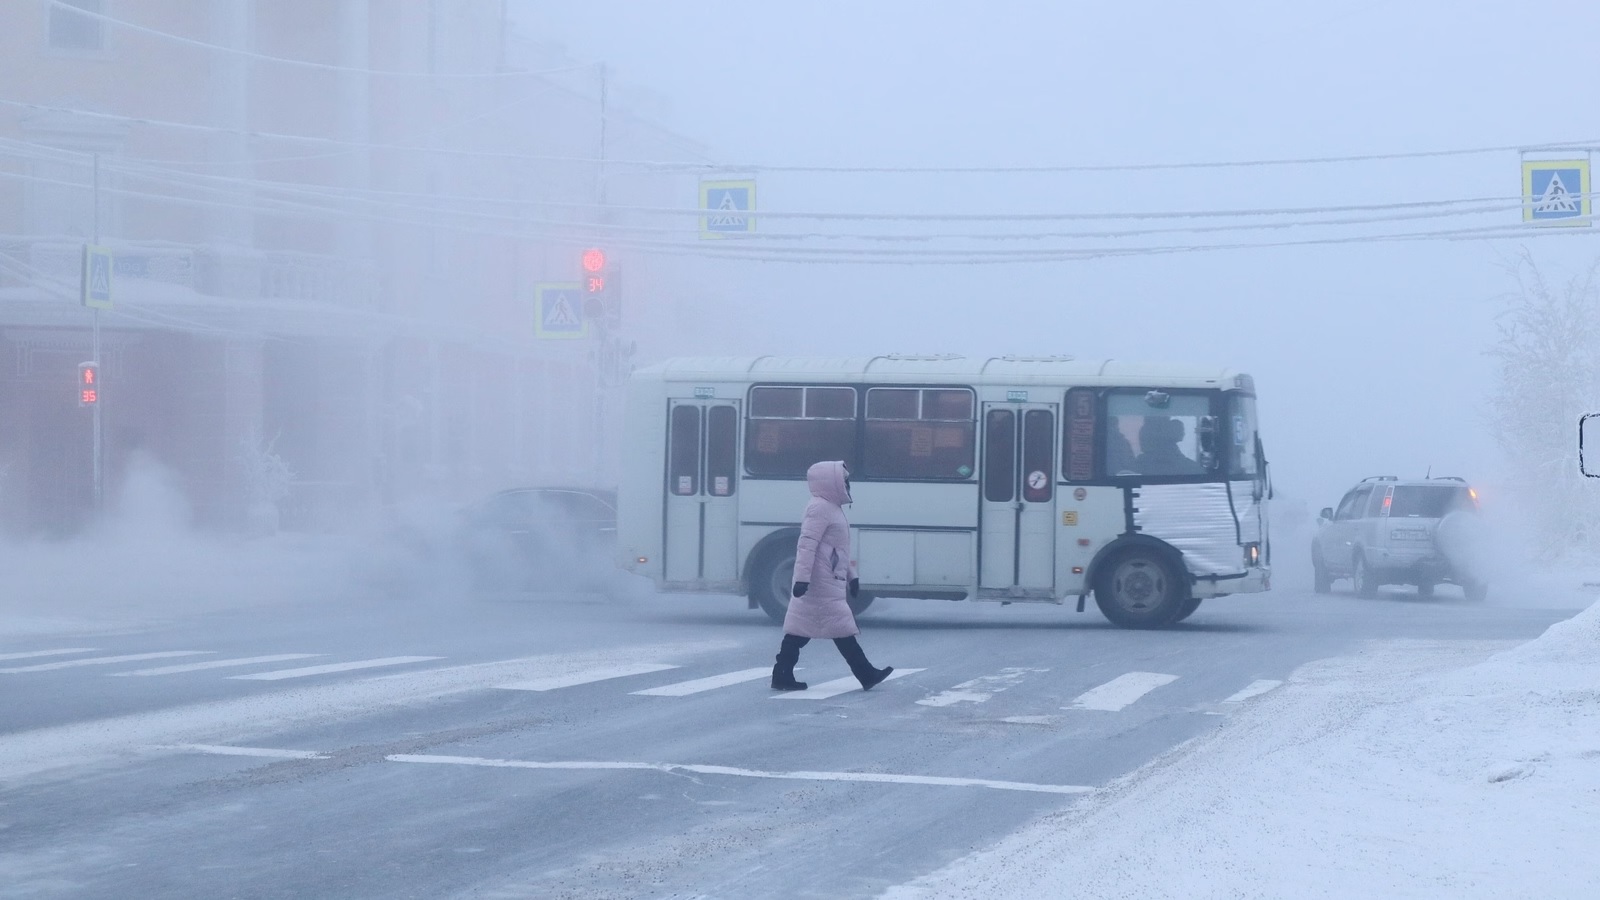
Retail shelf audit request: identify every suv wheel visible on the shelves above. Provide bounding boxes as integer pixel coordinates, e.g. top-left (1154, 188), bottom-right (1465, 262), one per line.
top-left (1352, 553), bottom-right (1378, 599)
top-left (1312, 551), bottom-right (1332, 594)
top-left (1416, 581), bottom-right (1435, 598)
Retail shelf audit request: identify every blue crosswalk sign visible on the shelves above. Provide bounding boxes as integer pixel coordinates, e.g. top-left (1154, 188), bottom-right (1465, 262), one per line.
top-left (535, 283), bottom-right (587, 339)
top-left (700, 179), bottom-right (756, 238)
top-left (1523, 158), bottom-right (1590, 226)
top-left (82, 244), bottom-right (113, 309)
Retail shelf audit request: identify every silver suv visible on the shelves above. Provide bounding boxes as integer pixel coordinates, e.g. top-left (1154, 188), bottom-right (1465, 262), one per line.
top-left (1311, 476), bottom-right (1487, 600)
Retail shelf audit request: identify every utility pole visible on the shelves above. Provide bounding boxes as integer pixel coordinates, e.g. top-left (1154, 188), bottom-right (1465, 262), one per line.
top-left (91, 152), bottom-right (102, 510)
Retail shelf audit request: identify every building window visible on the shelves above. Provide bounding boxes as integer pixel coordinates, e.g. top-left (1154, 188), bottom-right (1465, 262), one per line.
top-left (49, 0), bottom-right (104, 52)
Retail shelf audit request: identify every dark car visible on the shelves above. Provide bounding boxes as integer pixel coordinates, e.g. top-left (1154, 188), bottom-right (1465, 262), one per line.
top-left (456, 487), bottom-right (619, 591)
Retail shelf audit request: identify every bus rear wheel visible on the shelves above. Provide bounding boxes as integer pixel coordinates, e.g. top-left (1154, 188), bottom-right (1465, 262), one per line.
top-left (748, 545), bottom-right (874, 623)
top-left (749, 547), bottom-right (796, 623)
top-left (1094, 549), bottom-right (1188, 629)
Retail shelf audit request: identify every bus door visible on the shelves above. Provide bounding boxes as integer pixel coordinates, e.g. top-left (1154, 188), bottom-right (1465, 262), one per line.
top-left (664, 400), bottom-right (741, 584)
top-left (979, 403), bottom-right (1058, 592)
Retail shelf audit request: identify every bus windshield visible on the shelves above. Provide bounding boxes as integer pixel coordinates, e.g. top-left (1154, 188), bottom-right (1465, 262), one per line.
top-left (1105, 391), bottom-right (1210, 477)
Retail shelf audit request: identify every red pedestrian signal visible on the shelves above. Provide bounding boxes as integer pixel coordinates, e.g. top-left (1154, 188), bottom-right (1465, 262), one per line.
top-left (77, 361), bottom-right (98, 406)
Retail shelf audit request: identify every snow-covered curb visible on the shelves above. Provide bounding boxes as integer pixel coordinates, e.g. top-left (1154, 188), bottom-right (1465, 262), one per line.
top-left (884, 601), bottom-right (1600, 899)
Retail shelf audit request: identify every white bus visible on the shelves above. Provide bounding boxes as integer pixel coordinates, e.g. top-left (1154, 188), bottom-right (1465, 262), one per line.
top-left (617, 356), bottom-right (1271, 629)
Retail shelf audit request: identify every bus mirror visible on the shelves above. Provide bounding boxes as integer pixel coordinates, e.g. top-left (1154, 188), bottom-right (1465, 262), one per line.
top-left (1582, 414), bottom-right (1600, 478)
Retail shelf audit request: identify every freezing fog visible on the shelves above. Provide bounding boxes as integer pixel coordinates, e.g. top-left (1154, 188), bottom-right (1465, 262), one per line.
top-left (4, 2), bottom-right (1599, 898)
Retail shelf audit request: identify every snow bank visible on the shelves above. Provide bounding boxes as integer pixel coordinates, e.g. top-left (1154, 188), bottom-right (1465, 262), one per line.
top-left (885, 602), bottom-right (1600, 899)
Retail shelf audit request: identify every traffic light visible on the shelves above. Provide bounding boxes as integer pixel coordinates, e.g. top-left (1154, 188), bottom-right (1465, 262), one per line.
top-left (579, 247), bottom-right (620, 325)
top-left (581, 246), bottom-right (607, 295)
top-left (77, 361), bottom-right (98, 406)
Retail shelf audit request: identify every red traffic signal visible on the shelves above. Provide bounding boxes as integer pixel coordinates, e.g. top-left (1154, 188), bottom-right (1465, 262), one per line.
top-left (581, 248), bottom-right (607, 274)
top-left (77, 361), bottom-right (98, 406)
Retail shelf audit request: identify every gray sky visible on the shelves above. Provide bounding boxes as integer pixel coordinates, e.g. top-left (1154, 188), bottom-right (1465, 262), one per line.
top-left (515, 0), bottom-right (1600, 510)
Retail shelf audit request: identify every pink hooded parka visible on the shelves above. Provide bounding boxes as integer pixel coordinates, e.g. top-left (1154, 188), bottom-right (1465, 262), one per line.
top-left (784, 460), bottom-right (860, 639)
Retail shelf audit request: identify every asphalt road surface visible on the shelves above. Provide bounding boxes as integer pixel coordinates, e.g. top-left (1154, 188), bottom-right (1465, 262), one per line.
top-left (0, 552), bottom-right (1580, 899)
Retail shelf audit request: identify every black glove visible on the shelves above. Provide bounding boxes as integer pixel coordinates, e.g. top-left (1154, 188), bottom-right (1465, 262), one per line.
top-left (849, 578), bottom-right (860, 599)
top-left (792, 581), bottom-right (809, 598)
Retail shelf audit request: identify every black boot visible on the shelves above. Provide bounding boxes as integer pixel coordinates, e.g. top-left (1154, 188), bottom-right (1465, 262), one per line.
top-left (772, 634), bottom-right (808, 690)
top-left (834, 636), bottom-right (893, 691)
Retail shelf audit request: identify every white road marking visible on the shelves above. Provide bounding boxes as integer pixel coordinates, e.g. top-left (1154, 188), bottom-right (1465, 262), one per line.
top-left (0, 648), bottom-right (97, 662)
top-left (229, 656), bottom-right (443, 681)
top-left (772, 668), bottom-right (925, 700)
top-left (631, 667), bottom-right (772, 696)
top-left (111, 654), bottom-right (323, 676)
top-left (388, 754), bottom-right (1093, 796)
top-left (0, 651), bottom-right (213, 673)
top-left (1221, 679), bottom-right (1283, 704)
top-left (1067, 672), bottom-right (1179, 711)
top-left (496, 662), bottom-right (679, 692)
top-left (917, 667), bottom-right (1047, 707)
top-left (169, 744), bottom-right (328, 760)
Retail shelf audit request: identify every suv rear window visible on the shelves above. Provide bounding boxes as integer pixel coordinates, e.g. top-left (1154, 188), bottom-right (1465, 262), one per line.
top-left (1389, 485), bottom-right (1472, 518)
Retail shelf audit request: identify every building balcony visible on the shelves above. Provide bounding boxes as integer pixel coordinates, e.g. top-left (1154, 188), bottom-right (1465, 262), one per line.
top-left (0, 235), bottom-right (378, 312)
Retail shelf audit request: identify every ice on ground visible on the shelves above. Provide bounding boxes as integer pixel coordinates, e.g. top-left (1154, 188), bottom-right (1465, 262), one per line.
top-left (885, 600), bottom-right (1600, 899)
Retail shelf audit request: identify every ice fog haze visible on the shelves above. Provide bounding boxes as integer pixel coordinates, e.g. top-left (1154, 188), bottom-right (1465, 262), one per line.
top-left (523, 0), bottom-right (1600, 518)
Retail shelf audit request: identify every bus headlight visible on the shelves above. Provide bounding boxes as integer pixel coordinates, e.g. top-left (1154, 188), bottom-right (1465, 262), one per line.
top-left (1244, 543), bottom-right (1260, 567)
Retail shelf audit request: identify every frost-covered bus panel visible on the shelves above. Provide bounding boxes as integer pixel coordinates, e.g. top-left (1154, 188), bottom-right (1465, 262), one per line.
top-left (617, 356), bottom-right (1271, 630)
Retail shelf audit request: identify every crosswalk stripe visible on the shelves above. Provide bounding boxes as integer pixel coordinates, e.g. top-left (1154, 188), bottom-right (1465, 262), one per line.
top-left (0, 648), bottom-right (97, 662)
top-left (229, 656), bottom-right (442, 681)
top-left (496, 662), bottom-right (678, 692)
top-left (0, 651), bottom-right (213, 674)
top-left (111, 654), bottom-right (323, 676)
top-left (631, 667), bottom-right (773, 696)
top-left (1067, 672), bottom-right (1179, 711)
top-left (1221, 679), bottom-right (1283, 703)
top-left (170, 744), bottom-right (329, 760)
top-left (772, 668), bottom-right (925, 700)
top-left (917, 667), bottom-right (1048, 707)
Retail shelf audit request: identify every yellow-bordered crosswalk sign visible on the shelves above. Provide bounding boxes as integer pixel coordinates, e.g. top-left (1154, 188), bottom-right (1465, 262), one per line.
top-left (700, 179), bottom-right (756, 239)
top-left (535, 282), bottom-right (587, 339)
top-left (1523, 158), bottom-right (1590, 226)
top-left (82, 244), bottom-right (113, 309)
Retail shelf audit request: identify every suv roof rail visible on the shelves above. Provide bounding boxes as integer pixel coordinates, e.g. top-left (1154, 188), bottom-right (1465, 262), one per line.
top-left (1361, 475), bottom-right (1398, 482)
top-left (1429, 475), bottom-right (1467, 482)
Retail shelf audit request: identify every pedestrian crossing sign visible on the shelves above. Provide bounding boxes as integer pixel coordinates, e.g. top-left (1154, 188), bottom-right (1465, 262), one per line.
top-left (1522, 157), bottom-right (1590, 226)
top-left (82, 244), bottom-right (113, 309)
top-left (700, 179), bottom-right (756, 239)
top-left (535, 282), bottom-right (587, 339)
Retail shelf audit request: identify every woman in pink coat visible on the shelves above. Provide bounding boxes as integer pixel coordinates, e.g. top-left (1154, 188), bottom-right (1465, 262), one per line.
top-left (771, 460), bottom-right (894, 691)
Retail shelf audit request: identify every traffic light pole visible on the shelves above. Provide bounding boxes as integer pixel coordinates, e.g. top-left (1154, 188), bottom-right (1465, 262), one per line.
top-left (91, 153), bottom-right (102, 509)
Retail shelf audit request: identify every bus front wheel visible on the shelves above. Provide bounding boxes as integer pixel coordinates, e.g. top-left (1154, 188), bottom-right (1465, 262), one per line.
top-left (1094, 549), bottom-right (1188, 629)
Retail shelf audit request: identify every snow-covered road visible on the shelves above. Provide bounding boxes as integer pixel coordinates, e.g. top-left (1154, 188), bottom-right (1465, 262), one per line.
top-left (885, 597), bottom-right (1600, 899)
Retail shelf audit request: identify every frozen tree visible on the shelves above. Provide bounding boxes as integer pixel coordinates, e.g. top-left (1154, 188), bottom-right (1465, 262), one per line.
top-left (238, 431), bottom-right (294, 536)
top-left (1486, 249), bottom-right (1600, 554)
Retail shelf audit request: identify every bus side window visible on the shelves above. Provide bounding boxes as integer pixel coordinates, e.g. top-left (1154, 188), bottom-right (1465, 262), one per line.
top-left (669, 405), bottom-right (701, 496)
top-left (1062, 388), bottom-right (1097, 481)
top-left (863, 387), bottom-right (976, 480)
top-left (744, 385), bottom-right (858, 476)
